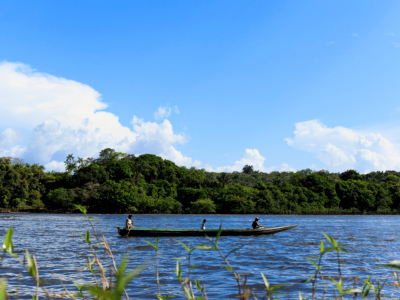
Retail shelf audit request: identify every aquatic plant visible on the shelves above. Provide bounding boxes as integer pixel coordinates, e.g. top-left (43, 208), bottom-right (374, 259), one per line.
top-left (1, 210), bottom-right (400, 299)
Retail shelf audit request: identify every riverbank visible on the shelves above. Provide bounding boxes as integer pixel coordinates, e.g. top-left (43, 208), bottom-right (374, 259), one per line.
top-left (1, 206), bottom-right (400, 215)
top-left (2, 153), bottom-right (400, 215)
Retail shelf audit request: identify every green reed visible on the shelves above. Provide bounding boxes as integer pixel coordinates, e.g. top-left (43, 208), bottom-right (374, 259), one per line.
top-left (1, 208), bottom-right (400, 300)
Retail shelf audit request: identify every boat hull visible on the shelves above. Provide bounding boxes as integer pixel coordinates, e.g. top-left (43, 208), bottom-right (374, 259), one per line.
top-left (116, 225), bottom-right (297, 237)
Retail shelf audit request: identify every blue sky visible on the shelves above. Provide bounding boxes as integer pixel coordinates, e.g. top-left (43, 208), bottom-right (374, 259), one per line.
top-left (1, 1), bottom-right (400, 173)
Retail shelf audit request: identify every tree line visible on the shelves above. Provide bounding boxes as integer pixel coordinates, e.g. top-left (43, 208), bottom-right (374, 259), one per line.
top-left (1, 148), bottom-right (399, 214)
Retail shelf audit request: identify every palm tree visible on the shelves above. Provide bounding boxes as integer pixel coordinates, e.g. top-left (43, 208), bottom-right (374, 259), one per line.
top-left (65, 154), bottom-right (77, 172)
top-left (217, 172), bottom-right (232, 188)
top-left (77, 157), bottom-right (84, 169)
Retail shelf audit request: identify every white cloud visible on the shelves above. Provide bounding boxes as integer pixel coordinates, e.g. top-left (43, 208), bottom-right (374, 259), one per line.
top-left (44, 160), bottom-right (66, 172)
top-left (352, 33), bottom-right (359, 37)
top-left (279, 163), bottom-right (296, 172)
top-left (0, 62), bottom-right (106, 130)
top-left (174, 106), bottom-right (180, 114)
top-left (154, 106), bottom-right (172, 119)
top-left (0, 128), bottom-right (21, 149)
top-left (285, 120), bottom-right (400, 172)
top-left (216, 149), bottom-right (267, 172)
top-left (215, 149), bottom-right (294, 173)
top-left (159, 146), bottom-right (201, 168)
top-left (0, 145), bottom-right (26, 159)
top-left (0, 62), bottom-right (200, 170)
top-left (326, 41), bottom-right (335, 45)
top-left (131, 118), bottom-right (188, 154)
top-left (385, 32), bottom-right (395, 36)
top-left (202, 164), bottom-right (214, 172)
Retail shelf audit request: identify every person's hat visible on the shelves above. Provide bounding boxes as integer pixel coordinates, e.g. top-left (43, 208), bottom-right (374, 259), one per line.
top-left (255, 217), bottom-right (259, 220)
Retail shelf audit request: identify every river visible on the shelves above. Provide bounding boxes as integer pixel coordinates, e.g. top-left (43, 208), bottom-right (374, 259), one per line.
top-left (1, 214), bottom-right (399, 299)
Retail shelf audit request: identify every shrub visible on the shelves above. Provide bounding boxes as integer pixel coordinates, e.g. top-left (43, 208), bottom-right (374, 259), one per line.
top-left (46, 188), bottom-right (74, 210)
top-left (190, 198), bottom-right (216, 213)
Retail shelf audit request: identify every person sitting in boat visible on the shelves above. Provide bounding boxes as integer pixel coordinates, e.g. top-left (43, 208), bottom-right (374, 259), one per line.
top-left (201, 219), bottom-right (206, 229)
top-left (126, 215), bottom-right (135, 230)
top-left (252, 217), bottom-right (263, 229)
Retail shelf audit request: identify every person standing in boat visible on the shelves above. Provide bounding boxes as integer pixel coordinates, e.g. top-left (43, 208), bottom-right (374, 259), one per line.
top-left (126, 215), bottom-right (135, 232)
top-left (252, 217), bottom-right (263, 229)
top-left (201, 219), bottom-right (206, 229)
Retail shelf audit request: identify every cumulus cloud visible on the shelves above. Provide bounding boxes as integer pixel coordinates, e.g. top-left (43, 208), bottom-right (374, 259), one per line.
top-left (0, 62), bottom-right (106, 130)
top-left (0, 62), bottom-right (200, 170)
top-left (44, 160), bottom-right (66, 172)
top-left (215, 149), bottom-right (294, 173)
top-left (154, 106), bottom-right (172, 119)
top-left (216, 149), bottom-right (267, 172)
top-left (279, 163), bottom-right (296, 172)
top-left (285, 120), bottom-right (400, 173)
top-left (0, 128), bottom-right (21, 149)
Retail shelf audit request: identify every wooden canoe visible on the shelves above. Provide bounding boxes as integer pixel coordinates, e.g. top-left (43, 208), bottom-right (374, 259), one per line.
top-left (116, 225), bottom-right (298, 237)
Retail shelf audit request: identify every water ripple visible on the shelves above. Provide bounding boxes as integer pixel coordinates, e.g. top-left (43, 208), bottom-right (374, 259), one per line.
top-left (1, 214), bottom-right (400, 299)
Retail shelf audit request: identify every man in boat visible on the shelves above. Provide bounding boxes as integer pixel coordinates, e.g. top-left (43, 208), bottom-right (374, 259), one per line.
top-left (126, 215), bottom-right (135, 232)
top-left (201, 219), bottom-right (206, 229)
top-left (252, 217), bottom-right (263, 229)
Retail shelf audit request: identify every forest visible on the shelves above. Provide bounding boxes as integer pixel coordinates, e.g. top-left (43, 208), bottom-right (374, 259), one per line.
top-left (0, 148), bottom-right (399, 214)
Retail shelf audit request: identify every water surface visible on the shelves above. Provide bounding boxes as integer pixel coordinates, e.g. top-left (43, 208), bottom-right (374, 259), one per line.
top-left (1, 214), bottom-right (399, 299)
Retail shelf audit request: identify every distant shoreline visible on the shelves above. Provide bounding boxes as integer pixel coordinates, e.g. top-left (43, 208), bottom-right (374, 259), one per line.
top-left (1, 208), bottom-right (399, 215)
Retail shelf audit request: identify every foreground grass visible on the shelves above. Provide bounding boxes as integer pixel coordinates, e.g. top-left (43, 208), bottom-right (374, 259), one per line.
top-left (1, 206), bottom-right (400, 299)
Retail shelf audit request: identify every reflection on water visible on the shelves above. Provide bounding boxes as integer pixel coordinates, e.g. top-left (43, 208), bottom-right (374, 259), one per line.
top-left (1, 214), bottom-right (399, 299)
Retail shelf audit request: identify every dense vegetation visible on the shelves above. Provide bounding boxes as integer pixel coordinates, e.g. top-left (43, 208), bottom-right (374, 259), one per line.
top-left (1, 148), bottom-right (400, 214)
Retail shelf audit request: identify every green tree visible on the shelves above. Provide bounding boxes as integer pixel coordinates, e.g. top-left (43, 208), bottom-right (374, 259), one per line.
top-left (339, 170), bottom-right (361, 181)
top-left (217, 172), bottom-right (232, 188)
top-left (242, 165), bottom-right (254, 174)
top-left (65, 154), bottom-right (77, 172)
top-left (46, 188), bottom-right (74, 211)
top-left (190, 198), bottom-right (216, 213)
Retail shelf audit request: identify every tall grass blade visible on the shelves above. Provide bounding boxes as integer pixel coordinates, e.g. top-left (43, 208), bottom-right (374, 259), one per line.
top-left (193, 246), bottom-right (214, 250)
top-left (176, 261), bottom-right (182, 281)
top-left (329, 276), bottom-right (343, 295)
top-left (2, 227), bottom-right (16, 257)
top-left (224, 266), bottom-right (233, 272)
top-left (195, 279), bottom-right (201, 292)
top-left (74, 204), bottom-right (87, 214)
top-left (142, 240), bottom-right (158, 250)
top-left (174, 240), bottom-right (190, 253)
top-left (322, 232), bottom-right (338, 248)
top-left (25, 250), bottom-right (36, 277)
top-left (261, 272), bottom-right (269, 290)
top-left (87, 254), bottom-right (146, 300)
top-left (225, 246), bottom-right (243, 259)
top-left (0, 280), bottom-right (6, 300)
top-left (380, 261), bottom-right (400, 269)
top-left (215, 225), bottom-right (222, 248)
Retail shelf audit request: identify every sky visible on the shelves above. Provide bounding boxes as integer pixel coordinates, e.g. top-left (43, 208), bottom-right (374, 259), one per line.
top-left (1, 1), bottom-right (400, 174)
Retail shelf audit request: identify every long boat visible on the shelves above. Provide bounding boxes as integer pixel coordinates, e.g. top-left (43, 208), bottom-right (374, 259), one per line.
top-left (116, 225), bottom-right (297, 237)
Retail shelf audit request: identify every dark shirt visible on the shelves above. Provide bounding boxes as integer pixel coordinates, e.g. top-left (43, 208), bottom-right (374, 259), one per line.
top-left (252, 220), bottom-right (259, 229)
